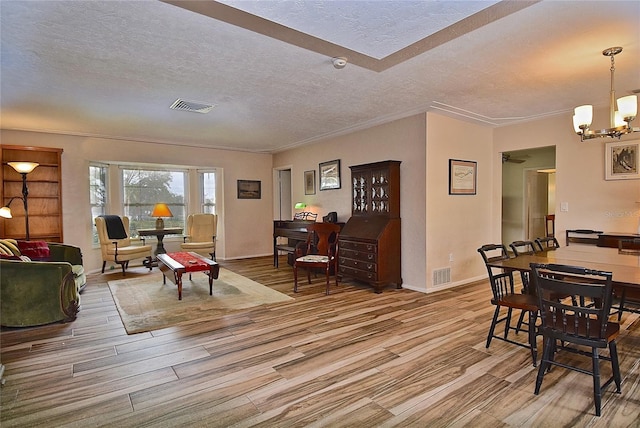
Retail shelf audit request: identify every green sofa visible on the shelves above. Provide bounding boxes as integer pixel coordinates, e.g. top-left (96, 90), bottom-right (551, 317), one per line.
top-left (0, 239), bottom-right (85, 327)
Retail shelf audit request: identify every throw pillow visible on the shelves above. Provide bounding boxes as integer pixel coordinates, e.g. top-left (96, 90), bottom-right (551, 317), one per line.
top-left (17, 240), bottom-right (50, 261)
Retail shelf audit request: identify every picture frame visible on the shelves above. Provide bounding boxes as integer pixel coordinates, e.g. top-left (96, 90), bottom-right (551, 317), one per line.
top-left (319, 159), bottom-right (341, 190)
top-left (449, 159), bottom-right (477, 195)
top-left (304, 170), bottom-right (316, 195)
top-left (237, 179), bottom-right (261, 199)
top-left (605, 140), bottom-right (639, 180)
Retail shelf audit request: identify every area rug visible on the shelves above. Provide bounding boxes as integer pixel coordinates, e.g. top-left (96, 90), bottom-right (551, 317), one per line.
top-left (107, 269), bottom-right (293, 334)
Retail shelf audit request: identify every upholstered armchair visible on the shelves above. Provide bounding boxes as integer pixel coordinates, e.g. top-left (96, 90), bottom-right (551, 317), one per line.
top-left (95, 215), bottom-right (152, 275)
top-left (181, 214), bottom-right (217, 260)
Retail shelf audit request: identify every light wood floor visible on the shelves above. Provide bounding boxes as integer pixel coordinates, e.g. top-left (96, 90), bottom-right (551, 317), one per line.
top-left (1, 256), bottom-right (639, 427)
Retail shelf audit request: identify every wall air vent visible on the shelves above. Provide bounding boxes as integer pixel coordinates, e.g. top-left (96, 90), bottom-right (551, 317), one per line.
top-left (170, 99), bottom-right (215, 114)
top-left (433, 267), bottom-right (451, 286)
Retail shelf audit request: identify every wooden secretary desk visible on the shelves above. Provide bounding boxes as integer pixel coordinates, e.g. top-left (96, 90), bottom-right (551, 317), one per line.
top-left (338, 160), bottom-right (401, 293)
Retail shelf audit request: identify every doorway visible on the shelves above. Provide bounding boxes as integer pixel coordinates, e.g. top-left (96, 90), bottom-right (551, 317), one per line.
top-left (273, 168), bottom-right (292, 220)
top-left (501, 147), bottom-right (556, 245)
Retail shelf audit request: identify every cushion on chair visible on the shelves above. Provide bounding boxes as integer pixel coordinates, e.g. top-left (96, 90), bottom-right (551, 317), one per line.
top-left (17, 240), bottom-right (51, 261)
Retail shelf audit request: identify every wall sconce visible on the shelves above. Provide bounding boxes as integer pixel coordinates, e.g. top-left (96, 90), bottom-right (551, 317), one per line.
top-left (151, 203), bottom-right (173, 229)
top-left (0, 161), bottom-right (39, 240)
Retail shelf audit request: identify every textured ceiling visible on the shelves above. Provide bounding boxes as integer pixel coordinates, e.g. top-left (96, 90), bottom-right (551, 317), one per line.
top-left (1, 1), bottom-right (639, 153)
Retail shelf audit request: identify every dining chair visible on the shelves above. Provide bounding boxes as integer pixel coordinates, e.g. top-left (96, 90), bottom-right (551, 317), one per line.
top-left (565, 229), bottom-right (602, 246)
top-left (181, 213), bottom-right (218, 260)
top-left (530, 263), bottom-right (621, 417)
top-left (95, 215), bottom-right (153, 275)
top-left (293, 222), bottom-right (341, 295)
top-left (545, 214), bottom-right (555, 238)
top-left (612, 237), bottom-right (640, 320)
top-left (509, 240), bottom-right (542, 332)
top-left (535, 236), bottom-right (560, 251)
top-left (477, 244), bottom-right (539, 366)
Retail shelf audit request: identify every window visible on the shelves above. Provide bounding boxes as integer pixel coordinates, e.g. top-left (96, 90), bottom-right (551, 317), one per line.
top-left (89, 164), bottom-right (108, 245)
top-left (121, 167), bottom-right (186, 236)
top-left (200, 170), bottom-right (216, 214)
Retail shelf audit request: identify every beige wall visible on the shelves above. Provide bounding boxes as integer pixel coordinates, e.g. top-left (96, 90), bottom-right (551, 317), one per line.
top-left (426, 113), bottom-right (494, 291)
top-left (2, 105), bottom-right (638, 290)
top-left (273, 114), bottom-right (427, 291)
top-left (494, 107), bottom-right (640, 245)
top-left (1, 130), bottom-right (275, 271)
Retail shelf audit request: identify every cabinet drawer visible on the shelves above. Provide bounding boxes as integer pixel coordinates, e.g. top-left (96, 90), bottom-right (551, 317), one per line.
top-left (340, 248), bottom-right (377, 262)
top-left (340, 239), bottom-right (377, 253)
top-left (339, 257), bottom-right (377, 272)
top-left (339, 265), bottom-right (378, 281)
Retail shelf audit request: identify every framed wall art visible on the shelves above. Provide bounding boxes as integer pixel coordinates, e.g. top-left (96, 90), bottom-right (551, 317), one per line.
top-left (319, 159), bottom-right (341, 190)
top-left (304, 170), bottom-right (316, 195)
top-left (237, 179), bottom-right (261, 199)
top-left (449, 159), bottom-right (477, 195)
top-left (605, 140), bottom-right (639, 180)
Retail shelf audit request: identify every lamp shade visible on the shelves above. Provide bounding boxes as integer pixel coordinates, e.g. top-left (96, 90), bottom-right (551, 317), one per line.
top-left (294, 202), bottom-right (307, 209)
top-left (151, 203), bottom-right (173, 218)
top-left (0, 206), bottom-right (12, 219)
top-left (574, 105), bottom-right (593, 128)
top-left (617, 95), bottom-right (638, 121)
top-left (8, 161), bottom-right (39, 174)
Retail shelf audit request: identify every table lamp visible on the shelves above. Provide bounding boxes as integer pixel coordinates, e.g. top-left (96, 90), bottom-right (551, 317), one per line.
top-left (151, 203), bottom-right (173, 229)
top-left (0, 161), bottom-right (39, 240)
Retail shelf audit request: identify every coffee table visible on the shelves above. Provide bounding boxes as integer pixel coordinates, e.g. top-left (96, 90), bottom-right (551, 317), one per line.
top-left (157, 251), bottom-right (219, 300)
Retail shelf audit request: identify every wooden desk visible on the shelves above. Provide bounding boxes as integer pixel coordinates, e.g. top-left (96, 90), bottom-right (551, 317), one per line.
top-left (486, 247), bottom-right (640, 289)
top-left (273, 220), bottom-right (315, 267)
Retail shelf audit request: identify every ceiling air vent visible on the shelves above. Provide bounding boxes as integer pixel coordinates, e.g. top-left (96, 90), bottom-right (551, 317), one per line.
top-left (170, 98), bottom-right (215, 114)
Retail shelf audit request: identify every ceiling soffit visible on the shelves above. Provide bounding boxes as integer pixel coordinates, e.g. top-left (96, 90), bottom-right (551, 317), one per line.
top-left (161, 0), bottom-right (539, 72)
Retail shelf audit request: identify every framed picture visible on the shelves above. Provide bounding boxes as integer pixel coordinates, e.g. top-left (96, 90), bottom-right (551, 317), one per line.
top-left (304, 170), bottom-right (316, 195)
top-left (605, 140), bottom-right (639, 180)
top-left (237, 179), bottom-right (261, 199)
top-left (449, 159), bottom-right (477, 195)
top-left (319, 159), bottom-right (341, 190)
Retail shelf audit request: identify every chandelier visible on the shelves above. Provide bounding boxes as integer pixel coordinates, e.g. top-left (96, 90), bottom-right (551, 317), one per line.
top-left (572, 47), bottom-right (638, 141)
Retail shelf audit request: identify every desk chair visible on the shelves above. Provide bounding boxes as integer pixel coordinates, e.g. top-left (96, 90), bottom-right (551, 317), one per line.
top-left (294, 223), bottom-right (340, 295)
top-left (95, 215), bottom-right (152, 275)
top-left (530, 263), bottom-right (621, 417)
top-left (477, 244), bottom-right (539, 366)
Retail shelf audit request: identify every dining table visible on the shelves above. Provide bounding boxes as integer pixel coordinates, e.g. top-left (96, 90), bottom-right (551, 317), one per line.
top-left (486, 245), bottom-right (640, 290)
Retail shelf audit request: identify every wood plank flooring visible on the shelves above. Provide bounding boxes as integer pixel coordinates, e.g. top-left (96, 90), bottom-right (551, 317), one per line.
top-left (2, 256), bottom-right (639, 427)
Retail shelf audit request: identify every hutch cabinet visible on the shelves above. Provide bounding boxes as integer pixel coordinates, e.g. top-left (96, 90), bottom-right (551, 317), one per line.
top-left (338, 160), bottom-right (401, 293)
top-left (1, 145), bottom-right (64, 242)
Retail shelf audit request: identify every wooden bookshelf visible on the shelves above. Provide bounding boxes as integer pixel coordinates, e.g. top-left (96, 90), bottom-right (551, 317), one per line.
top-left (1, 145), bottom-right (64, 242)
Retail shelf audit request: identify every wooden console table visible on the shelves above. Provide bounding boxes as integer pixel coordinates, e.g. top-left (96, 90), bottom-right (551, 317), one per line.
top-left (598, 232), bottom-right (640, 248)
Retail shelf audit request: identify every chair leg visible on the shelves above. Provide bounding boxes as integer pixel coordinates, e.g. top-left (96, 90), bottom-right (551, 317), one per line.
top-left (592, 347), bottom-right (602, 416)
top-left (486, 305), bottom-right (501, 348)
top-left (617, 288), bottom-right (626, 322)
top-left (515, 310), bottom-right (526, 333)
top-left (535, 336), bottom-right (553, 394)
top-left (293, 264), bottom-right (299, 293)
top-left (504, 307), bottom-right (513, 339)
top-left (610, 341), bottom-right (622, 392)
top-left (101, 261), bottom-right (106, 273)
top-left (528, 310), bottom-right (538, 366)
top-left (325, 265), bottom-right (330, 295)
